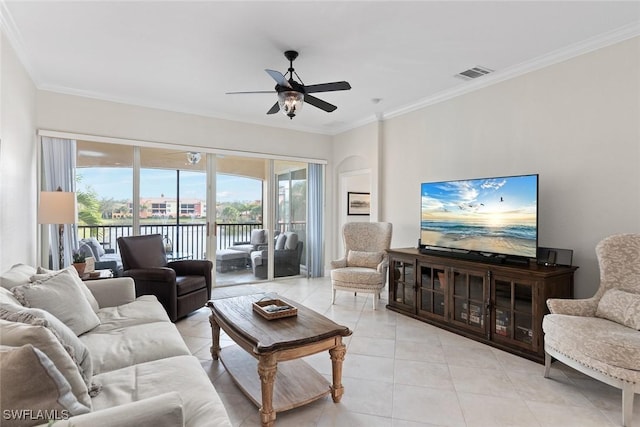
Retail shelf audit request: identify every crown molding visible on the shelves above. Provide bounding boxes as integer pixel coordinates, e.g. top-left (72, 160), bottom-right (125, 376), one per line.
top-left (381, 22), bottom-right (640, 123)
top-left (37, 84), bottom-right (333, 136)
top-left (0, 0), bottom-right (43, 86)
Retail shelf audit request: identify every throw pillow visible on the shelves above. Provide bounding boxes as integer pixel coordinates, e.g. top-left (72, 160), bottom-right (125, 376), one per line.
top-left (0, 319), bottom-right (92, 409)
top-left (12, 269), bottom-right (101, 335)
top-left (0, 287), bottom-right (22, 306)
top-left (0, 344), bottom-right (91, 426)
top-left (77, 242), bottom-right (95, 260)
top-left (0, 305), bottom-right (93, 387)
top-left (34, 266), bottom-right (100, 312)
top-left (81, 237), bottom-right (106, 260)
top-left (250, 229), bottom-right (266, 246)
top-left (0, 263), bottom-right (37, 290)
top-left (347, 250), bottom-right (385, 269)
top-left (275, 233), bottom-right (287, 250)
top-left (284, 232), bottom-right (299, 251)
top-left (596, 289), bottom-right (640, 330)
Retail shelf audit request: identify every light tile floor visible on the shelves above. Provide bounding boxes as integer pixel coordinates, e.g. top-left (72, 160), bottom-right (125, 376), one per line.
top-left (176, 277), bottom-right (639, 427)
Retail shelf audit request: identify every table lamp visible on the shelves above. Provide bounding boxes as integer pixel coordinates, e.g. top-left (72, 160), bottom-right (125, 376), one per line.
top-left (38, 187), bottom-right (77, 269)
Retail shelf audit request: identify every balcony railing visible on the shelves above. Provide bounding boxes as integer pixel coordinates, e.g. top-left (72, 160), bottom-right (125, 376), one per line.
top-left (78, 223), bottom-right (264, 260)
top-left (78, 222), bottom-right (306, 261)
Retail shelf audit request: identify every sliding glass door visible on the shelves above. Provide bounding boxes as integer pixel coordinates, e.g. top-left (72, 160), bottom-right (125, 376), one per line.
top-left (73, 139), bottom-right (323, 285)
top-left (139, 147), bottom-right (207, 260)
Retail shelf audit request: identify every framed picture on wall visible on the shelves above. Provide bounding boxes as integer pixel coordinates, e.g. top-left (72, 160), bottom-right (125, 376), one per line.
top-left (347, 192), bottom-right (370, 215)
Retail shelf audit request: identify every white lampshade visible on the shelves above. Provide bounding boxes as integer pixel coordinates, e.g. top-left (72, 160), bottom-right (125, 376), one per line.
top-left (277, 91), bottom-right (304, 119)
top-left (38, 191), bottom-right (77, 224)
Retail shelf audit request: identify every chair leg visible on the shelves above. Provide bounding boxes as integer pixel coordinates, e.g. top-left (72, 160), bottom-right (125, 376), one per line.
top-left (622, 383), bottom-right (634, 427)
top-left (332, 289), bottom-right (336, 305)
top-left (543, 352), bottom-right (552, 378)
top-left (372, 293), bottom-right (377, 310)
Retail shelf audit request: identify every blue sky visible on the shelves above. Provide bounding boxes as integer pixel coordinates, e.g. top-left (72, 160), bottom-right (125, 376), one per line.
top-left (421, 175), bottom-right (537, 222)
top-left (77, 168), bottom-right (262, 203)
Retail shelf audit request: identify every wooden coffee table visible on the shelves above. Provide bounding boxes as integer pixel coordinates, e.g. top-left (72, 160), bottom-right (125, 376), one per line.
top-left (207, 295), bottom-right (352, 427)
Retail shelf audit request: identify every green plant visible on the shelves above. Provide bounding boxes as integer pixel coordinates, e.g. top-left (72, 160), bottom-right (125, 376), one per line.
top-left (72, 251), bottom-right (86, 264)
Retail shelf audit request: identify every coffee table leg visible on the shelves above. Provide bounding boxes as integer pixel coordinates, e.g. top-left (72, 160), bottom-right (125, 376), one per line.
top-left (257, 353), bottom-right (277, 427)
top-left (209, 314), bottom-right (221, 360)
top-left (329, 340), bottom-right (347, 403)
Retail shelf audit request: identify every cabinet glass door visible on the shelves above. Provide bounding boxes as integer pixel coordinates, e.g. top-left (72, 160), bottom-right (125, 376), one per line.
top-left (492, 278), bottom-right (536, 350)
top-left (451, 269), bottom-right (487, 333)
top-left (390, 259), bottom-right (415, 311)
top-left (418, 265), bottom-right (447, 319)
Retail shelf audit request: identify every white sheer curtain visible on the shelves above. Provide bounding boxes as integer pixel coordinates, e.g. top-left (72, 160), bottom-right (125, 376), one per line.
top-left (307, 163), bottom-right (324, 277)
top-left (41, 137), bottom-right (77, 269)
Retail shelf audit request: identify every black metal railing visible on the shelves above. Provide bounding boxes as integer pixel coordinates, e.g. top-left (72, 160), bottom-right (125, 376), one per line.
top-left (78, 223), bottom-right (266, 260)
top-left (77, 222), bottom-right (307, 261)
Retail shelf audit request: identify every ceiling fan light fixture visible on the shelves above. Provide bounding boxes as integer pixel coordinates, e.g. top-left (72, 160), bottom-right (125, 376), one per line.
top-left (186, 152), bottom-right (201, 165)
top-left (278, 91), bottom-right (304, 119)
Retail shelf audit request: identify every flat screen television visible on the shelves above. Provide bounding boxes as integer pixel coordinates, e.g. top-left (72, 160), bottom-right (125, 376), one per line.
top-left (420, 174), bottom-right (538, 261)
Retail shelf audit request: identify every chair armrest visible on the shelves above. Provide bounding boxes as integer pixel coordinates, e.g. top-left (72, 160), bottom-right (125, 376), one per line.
top-left (169, 260), bottom-right (213, 298)
top-left (376, 256), bottom-right (389, 274)
top-left (330, 258), bottom-right (347, 269)
top-left (124, 267), bottom-right (176, 282)
top-left (35, 392), bottom-right (184, 427)
top-left (84, 277), bottom-right (136, 308)
top-left (546, 297), bottom-right (598, 316)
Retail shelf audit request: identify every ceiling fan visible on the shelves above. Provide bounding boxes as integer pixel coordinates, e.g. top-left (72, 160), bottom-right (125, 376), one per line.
top-left (226, 50), bottom-right (351, 119)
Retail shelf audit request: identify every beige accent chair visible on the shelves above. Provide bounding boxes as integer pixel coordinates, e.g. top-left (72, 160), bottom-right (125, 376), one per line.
top-left (542, 234), bottom-right (640, 427)
top-left (331, 222), bottom-right (392, 310)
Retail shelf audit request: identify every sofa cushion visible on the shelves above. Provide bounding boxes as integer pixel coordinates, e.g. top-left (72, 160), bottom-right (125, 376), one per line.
top-left (0, 306), bottom-right (93, 387)
top-left (91, 355), bottom-right (231, 427)
top-left (12, 270), bottom-right (100, 335)
top-left (0, 263), bottom-right (37, 290)
top-left (96, 295), bottom-right (170, 327)
top-left (40, 392), bottom-right (185, 427)
top-left (0, 344), bottom-right (91, 425)
top-left (0, 319), bottom-right (92, 409)
top-left (596, 289), bottom-right (640, 330)
top-left (347, 250), bottom-right (384, 269)
top-left (284, 232), bottom-right (299, 251)
top-left (331, 266), bottom-right (385, 286)
top-left (543, 314), bottom-right (640, 372)
top-left (80, 321), bottom-right (190, 375)
top-left (34, 266), bottom-right (100, 312)
top-left (176, 276), bottom-right (207, 297)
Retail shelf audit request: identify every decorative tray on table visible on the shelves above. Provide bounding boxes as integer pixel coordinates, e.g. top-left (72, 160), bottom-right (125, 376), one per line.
top-left (252, 299), bottom-right (298, 320)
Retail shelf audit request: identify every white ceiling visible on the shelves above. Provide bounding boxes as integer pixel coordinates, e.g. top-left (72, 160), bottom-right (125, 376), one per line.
top-left (2, 1), bottom-right (639, 135)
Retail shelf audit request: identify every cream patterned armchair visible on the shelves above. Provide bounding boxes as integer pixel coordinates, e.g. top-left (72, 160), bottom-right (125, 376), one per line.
top-left (331, 222), bottom-right (392, 310)
top-left (542, 234), bottom-right (640, 427)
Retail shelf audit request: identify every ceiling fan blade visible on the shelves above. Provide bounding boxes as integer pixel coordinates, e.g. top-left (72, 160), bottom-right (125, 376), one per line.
top-left (266, 102), bottom-right (280, 115)
top-left (226, 91), bottom-right (275, 95)
top-left (265, 69), bottom-right (291, 88)
top-left (304, 81), bottom-right (351, 94)
top-left (304, 94), bottom-right (337, 112)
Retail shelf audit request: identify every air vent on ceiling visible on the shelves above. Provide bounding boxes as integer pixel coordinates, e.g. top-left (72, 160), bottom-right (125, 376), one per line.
top-left (455, 66), bottom-right (494, 80)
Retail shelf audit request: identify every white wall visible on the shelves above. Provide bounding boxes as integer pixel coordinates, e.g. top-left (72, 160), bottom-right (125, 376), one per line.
top-left (0, 31), bottom-right (37, 271)
top-left (37, 91), bottom-right (332, 159)
top-left (335, 37), bottom-right (640, 299)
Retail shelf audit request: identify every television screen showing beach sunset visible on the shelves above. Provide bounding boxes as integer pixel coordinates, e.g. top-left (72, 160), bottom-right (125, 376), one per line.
top-left (420, 174), bottom-right (538, 258)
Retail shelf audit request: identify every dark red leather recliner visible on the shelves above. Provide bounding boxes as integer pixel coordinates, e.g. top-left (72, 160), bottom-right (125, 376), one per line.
top-left (117, 234), bottom-right (212, 322)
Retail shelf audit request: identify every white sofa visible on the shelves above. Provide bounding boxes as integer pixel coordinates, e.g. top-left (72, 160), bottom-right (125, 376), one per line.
top-left (0, 264), bottom-right (230, 427)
